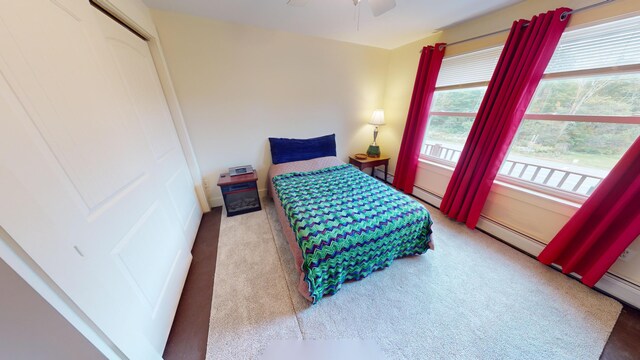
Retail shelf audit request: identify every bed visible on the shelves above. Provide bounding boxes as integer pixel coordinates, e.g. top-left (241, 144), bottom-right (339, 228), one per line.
top-left (268, 154), bottom-right (434, 303)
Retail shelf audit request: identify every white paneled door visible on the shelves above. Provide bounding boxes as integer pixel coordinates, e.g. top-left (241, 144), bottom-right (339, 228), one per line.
top-left (0, 1), bottom-right (201, 358)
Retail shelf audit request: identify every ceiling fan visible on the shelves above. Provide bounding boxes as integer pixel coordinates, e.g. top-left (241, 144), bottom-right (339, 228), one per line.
top-left (286, 0), bottom-right (397, 17)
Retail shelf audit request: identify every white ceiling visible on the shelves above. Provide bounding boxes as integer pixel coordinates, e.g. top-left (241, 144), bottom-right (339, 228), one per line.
top-left (143, 0), bottom-right (523, 49)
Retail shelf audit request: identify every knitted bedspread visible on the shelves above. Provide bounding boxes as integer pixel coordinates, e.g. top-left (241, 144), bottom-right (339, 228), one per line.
top-left (273, 164), bottom-right (433, 303)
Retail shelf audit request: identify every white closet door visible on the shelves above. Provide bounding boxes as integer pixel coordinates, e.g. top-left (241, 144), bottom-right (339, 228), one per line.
top-left (0, 1), bottom-right (200, 358)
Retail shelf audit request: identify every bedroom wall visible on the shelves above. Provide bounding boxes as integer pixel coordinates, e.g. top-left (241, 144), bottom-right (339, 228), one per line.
top-left (382, 0), bottom-right (640, 294)
top-left (150, 10), bottom-right (390, 206)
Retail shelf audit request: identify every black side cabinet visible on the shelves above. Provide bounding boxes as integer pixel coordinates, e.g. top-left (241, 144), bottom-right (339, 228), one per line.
top-left (217, 171), bottom-right (262, 217)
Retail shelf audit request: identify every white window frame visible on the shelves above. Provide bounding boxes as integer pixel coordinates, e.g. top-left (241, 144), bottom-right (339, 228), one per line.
top-left (421, 63), bottom-right (640, 204)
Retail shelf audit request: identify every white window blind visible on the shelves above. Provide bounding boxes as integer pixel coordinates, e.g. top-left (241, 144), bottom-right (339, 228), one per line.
top-left (545, 15), bottom-right (640, 74)
top-left (435, 15), bottom-right (640, 88)
top-left (436, 46), bottom-right (503, 88)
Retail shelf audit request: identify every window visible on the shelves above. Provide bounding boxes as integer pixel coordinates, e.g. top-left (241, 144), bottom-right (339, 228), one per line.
top-left (422, 16), bottom-right (640, 202)
top-left (421, 47), bottom-right (502, 165)
top-left (422, 87), bottom-right (485, 163)
top-left (499, 16), bottom-right (640, 201)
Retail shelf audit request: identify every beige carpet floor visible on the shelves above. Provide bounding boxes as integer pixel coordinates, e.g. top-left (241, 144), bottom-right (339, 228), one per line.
top-left (206, 198), bottom-right (622, 360)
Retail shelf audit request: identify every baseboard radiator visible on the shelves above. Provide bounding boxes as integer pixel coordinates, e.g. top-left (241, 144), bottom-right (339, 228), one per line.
top-left (373, 168), bottom-right (640, 309)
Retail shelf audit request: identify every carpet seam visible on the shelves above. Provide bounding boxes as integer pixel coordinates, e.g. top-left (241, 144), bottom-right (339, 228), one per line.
top-left (264, 202), bottom-right (305, 340)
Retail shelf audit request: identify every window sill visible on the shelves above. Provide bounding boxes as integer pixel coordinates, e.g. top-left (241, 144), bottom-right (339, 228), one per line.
top-left (494, 175), bottom-right (587, 205)
top-left (416, 157), bottom-right (581, 215)
top-left (491, 180), bottom-right (581, 210)
top-left (418, 157), bottom-right (455, 171)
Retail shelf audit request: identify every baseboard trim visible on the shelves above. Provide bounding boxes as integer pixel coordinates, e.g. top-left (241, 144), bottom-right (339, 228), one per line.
top-left (410, 189), bottom-right (640, 309)
top-left (412, 186), bottom-right (442, 208)
top-left (596, 274), bottom-right (640, 309)
top-left (476, 217), bottom-right (546, 258)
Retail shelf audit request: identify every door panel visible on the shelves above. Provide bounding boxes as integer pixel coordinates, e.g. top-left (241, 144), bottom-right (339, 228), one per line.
top-left (167, 166), bottom-right (200, 233)
top-left (101, 25), bottom-right (178, 161)
top-left (1, 1), bottom-right (148, 210)
top-left (113, 201), bottom-right (182, 312)
top-left (0, 1), bottom-right (201, 358)
top-left (93, 10), bottom-right (199, 238)
top-left (0, 64), bottom-right (158, 358)
top-left (93, 10), bottom-right (200, 349)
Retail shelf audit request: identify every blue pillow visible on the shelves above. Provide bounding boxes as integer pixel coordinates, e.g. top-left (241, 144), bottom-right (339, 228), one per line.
top-left (269, 134), bottom-right (337, 164)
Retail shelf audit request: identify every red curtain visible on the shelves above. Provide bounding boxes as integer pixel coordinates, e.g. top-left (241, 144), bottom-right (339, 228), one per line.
top-left (392, 44), bottom-right (446, 194)
top-left (440, 8), bottom-right (571, 228)
top-left (538, 136), bottom-right (640, 287)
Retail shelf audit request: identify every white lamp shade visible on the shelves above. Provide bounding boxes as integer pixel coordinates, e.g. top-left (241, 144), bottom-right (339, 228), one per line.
top-left (369, 109), bottom-right (385, 126)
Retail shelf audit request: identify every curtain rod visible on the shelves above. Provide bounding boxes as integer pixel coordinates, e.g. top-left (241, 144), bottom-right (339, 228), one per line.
top-left (420, 0), bottom-right (615, 52)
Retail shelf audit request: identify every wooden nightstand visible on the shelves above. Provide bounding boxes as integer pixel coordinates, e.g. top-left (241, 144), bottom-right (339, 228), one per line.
top-left (349, 155), bottom-right (390, 183)
top-left (217, 171), bottom-right (262, 217)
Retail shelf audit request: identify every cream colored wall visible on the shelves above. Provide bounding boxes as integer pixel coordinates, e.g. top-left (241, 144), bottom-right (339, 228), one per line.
top-left (151, 10), bottom-right (390, 206)
top-left (384, 0), bottom-right (640, 287)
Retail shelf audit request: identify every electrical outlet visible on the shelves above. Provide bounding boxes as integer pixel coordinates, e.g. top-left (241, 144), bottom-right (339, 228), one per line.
top-left (618, 248), bottom-right (636, 262)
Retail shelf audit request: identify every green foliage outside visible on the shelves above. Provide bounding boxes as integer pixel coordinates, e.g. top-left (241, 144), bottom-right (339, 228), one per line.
top-left (431, 87), bottom-right (486, 112)
top-left (426, 74), bottom-right (640, 170)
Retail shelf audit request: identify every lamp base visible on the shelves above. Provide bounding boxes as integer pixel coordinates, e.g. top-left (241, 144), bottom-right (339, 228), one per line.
top-left (366, 145), bottom-right (381, 158)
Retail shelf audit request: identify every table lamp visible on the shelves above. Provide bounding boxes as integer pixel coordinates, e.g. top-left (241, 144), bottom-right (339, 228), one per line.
top-left (367, 109), bottom-right (385, 158)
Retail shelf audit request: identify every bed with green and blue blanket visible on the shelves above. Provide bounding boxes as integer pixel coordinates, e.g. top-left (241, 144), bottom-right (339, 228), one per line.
top-left (268, 156), bottom-right (433, 303)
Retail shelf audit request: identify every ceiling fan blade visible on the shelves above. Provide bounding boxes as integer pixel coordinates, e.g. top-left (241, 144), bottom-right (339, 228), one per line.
top-left (368, 0), bottom-right (396, 17)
